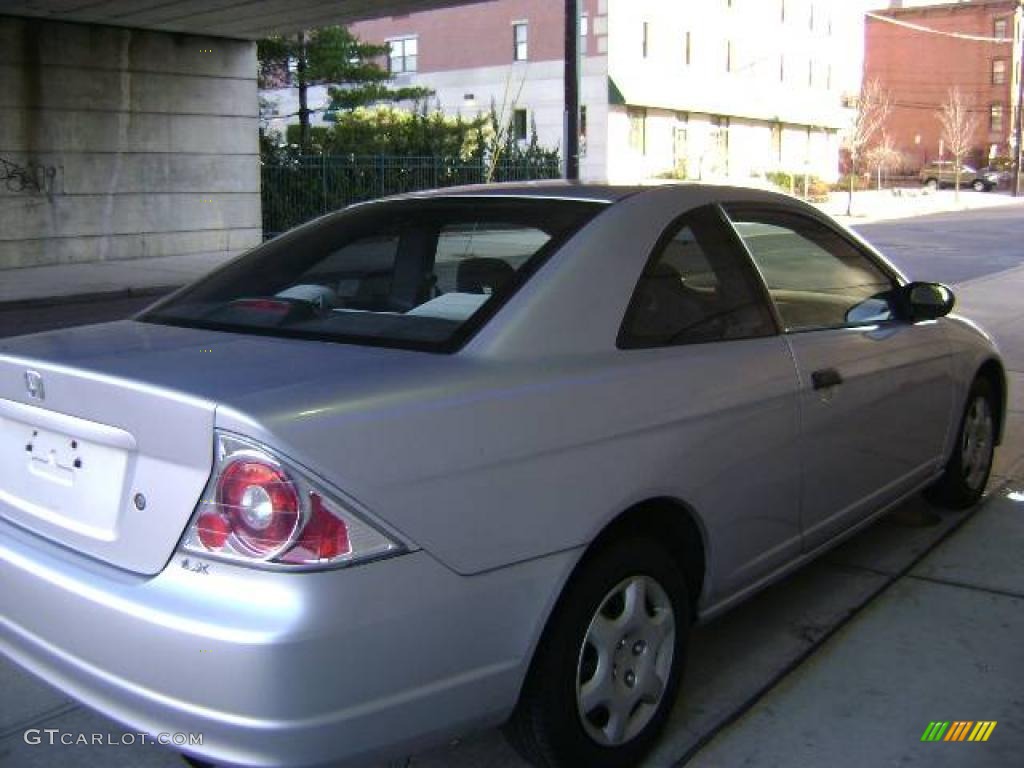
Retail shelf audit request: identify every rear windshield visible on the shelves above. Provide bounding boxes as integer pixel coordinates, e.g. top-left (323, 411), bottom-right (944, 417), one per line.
top-left (141, 197), bottom-right (606, 352)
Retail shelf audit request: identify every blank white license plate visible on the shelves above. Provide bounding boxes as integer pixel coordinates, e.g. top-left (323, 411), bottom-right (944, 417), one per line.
top-left (0, 402), bottom-right (133, 541)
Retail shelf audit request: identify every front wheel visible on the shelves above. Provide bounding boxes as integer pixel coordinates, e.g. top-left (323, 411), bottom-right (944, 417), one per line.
top-left (926, 377), bottom-right (997, 509)
top-left (971, 179), bottom-right (987, 192)
top-left (505, 537), bottom-right (689, 768)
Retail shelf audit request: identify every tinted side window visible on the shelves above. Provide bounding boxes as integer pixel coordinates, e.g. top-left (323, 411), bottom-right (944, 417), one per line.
top-left (725, 208), bottom-right (897, 332)
top-left (619, 205), bottom-right (777, 349)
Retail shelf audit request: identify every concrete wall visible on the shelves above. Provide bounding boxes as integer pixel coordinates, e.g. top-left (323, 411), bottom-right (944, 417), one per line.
top-left (0, 16), bottom-right (261, 270)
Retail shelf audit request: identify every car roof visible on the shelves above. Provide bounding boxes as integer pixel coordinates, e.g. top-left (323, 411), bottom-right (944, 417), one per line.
top-left (387, 180), bottom-right (803, 207)
top-left (398, 180), bottom-right (641, 203)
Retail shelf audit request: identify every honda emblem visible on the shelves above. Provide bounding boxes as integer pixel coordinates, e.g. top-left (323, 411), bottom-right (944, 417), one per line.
top-left (24, 370), bottom-right (45, 401)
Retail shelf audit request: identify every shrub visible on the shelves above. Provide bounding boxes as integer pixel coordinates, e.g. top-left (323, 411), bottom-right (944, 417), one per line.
top-left (833, 174), bottom-right (872, 192)
top-left (765, 172), bottom-right (832, 202)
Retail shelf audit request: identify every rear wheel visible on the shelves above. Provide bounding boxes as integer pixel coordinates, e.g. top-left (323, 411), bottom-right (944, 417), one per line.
top-left (505, 537), bottom-right (689, 768)
top-left (971, 179), bottom-right (987, 192)
top-left (926, 377), bottom-right (996, 509)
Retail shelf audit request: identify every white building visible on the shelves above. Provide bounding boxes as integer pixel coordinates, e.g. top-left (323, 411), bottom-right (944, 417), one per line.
top-left (262, 0), bottom-right (866, 183)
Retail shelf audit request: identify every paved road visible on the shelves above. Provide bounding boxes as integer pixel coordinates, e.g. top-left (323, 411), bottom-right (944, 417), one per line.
top-left (0, 293), bottom-right (164, 339)
top-left (855, 206), bottom-right (1024, 285)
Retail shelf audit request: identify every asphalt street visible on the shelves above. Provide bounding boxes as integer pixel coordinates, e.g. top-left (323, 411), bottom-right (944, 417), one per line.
top-left (1, 206), bottom-right (1022, 340)
top-left (0, 293), bottom-right (165, 339)
top-left (855, 206), bottom-right (1024, 285)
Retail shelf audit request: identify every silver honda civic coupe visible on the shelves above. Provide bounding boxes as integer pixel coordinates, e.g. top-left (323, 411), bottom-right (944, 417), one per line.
top-left (0, 182), bottom-right (1005, 768)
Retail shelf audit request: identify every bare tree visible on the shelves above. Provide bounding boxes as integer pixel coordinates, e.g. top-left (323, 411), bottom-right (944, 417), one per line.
top-left (842, 79), bottom-right (891, 215)
top-left (937, 87), bottom-right (980, 202)
top-left (866, 133), bottom-right (903, 190)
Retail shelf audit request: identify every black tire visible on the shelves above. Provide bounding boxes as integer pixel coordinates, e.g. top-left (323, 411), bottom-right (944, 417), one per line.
top-left (925, 377), bottom-right (997, 509)
top-left (504, 537), bottom-right (690, 768)
top-left (923, 178), bottom-right (939, 190)
top-left (971, 179), bottom-right (986, 192)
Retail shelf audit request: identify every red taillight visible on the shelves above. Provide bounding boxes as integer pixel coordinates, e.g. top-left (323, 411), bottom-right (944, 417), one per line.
top-left (183, 433), bottom-right (399, 568)
top-left (196, 510), bottom-right (231, 550)
top-left (217, 460), bottom-right (300, 555)
top-left (281, 492), bottom-right (351, 563)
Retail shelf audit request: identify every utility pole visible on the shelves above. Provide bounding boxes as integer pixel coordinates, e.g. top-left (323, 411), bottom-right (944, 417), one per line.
top-left (564, 0), bottom-right (580, 181)
top-left (1014, 1), bottom-right (1024, 196)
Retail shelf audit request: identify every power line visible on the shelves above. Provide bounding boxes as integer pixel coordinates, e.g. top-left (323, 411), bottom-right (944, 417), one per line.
top-left (865, 11), bottom-right (1013, 44)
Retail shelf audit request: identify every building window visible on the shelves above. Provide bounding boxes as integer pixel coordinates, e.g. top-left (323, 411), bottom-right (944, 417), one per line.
top-left (994, 18), bottom-right (1008, 40)
top-left (993, 59), bottom-right (1007, 85)
top-left (809, 3), bottom-right (815, 30)
top-left (685, 30), bottom-right (692, 66)
top-left (991, 104), bottom-right (1005, 133)
top-left (780, 0), bottom-right (786, 23)
top-left (642, 21), bottom-right (649, 58)
top-left (726, 40), bottom-right (733, 72)
top-left (628, 108), bottom-right (647, 154)
top-left (808, 59), bottom-right (814, 87)
top-left (779, 54), bottom-right (785, 82)
top-left (827, 63), bottom-right (832, 90)
top-left (580, 14), bottom-right (588, 54)
top-left (513, 22), bottom-right (528, 61)
top-left (388, 37), bottom-right (418, 74)
top-left (513, 108), bottom-right (528, 141)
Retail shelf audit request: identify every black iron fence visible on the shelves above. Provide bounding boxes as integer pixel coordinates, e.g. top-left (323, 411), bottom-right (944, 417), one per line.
top-left (261, 155), bottom-right (562, 239)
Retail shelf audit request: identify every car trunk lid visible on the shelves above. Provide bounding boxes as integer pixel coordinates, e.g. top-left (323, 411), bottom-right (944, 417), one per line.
top-left (0, 350), bottom-right (215, 575)
top-left (0, 320), bottom-right (450, 575)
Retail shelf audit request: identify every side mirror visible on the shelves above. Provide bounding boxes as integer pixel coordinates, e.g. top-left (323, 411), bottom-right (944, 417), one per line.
top-left (902, 282), bottom-right (955, 321)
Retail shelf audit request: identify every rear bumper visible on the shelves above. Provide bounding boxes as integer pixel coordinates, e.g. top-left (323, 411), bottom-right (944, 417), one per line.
top-left (0, 518), bottom-right (577, 767)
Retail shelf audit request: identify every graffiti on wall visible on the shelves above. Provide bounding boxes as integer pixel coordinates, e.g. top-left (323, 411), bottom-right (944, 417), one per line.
top-left (1, 156), bottom-right (62, 198)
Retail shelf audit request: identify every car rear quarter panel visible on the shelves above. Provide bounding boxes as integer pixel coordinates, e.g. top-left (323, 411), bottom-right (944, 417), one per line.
top-left (217, 187), bottom-right (803, 602)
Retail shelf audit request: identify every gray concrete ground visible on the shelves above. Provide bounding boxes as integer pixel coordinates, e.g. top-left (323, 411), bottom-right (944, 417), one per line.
top-left (1, 207), bottom-right (1023, 768)
top-left (687, 484), bottom-right (1024, 768)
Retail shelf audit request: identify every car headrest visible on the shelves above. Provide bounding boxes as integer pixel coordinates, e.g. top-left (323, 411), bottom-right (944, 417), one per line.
top-left (456, 257), bottom-right (516, 295)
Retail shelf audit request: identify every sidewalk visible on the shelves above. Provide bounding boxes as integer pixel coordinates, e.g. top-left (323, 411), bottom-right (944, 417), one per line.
top-left (817, 187), bottom-right (1024, 226)
top-left (0, 249), bottom-right (239, 306)
top-left (1, 189), bottom-right (1023, 307)
top-left (686, 479), bottom-right (1024, 768)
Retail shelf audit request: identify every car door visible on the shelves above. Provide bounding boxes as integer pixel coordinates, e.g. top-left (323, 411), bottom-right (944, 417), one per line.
top-left (617, 204), bottom-right (803, 601)
top-left (722, 204), bottom-right (955, 551)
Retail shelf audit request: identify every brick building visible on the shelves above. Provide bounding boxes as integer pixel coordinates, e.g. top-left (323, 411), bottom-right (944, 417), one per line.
top-left (259, 1), bottom-right (864, 183)
top-left (864, 0), bottom-right (1022, 171)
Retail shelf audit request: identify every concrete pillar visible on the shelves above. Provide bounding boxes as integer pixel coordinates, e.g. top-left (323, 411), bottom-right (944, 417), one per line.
top-left (0, 17), bottom-right (261, 270)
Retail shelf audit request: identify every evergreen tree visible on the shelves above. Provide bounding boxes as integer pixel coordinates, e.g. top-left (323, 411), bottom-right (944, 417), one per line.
top-left (258, 27), bottom-right (431, 149)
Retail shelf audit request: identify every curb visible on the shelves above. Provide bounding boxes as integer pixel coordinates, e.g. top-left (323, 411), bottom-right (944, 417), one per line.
top-left (0, 286), bottom-right (177, 313)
